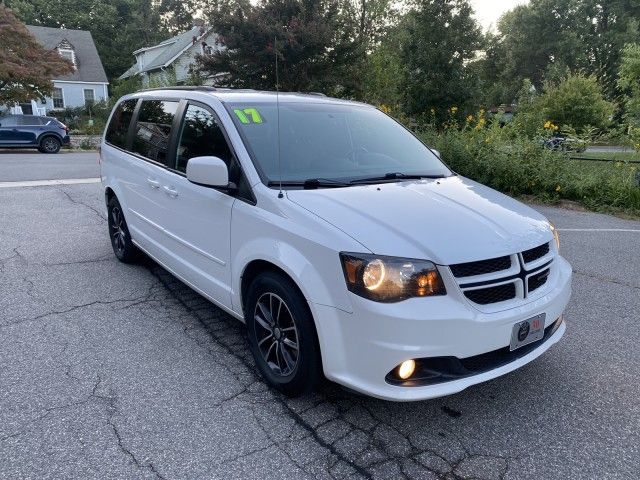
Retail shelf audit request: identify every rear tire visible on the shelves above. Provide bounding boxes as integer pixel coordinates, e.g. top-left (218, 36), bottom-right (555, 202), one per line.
top-left (38, 136), bottom-right (61, 154)
top-left (245, 271), bottom-right (322, 397)
top-left (107, 196), bottom-right (140, 263)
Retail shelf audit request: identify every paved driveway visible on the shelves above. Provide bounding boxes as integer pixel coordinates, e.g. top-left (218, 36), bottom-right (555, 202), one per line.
top-left (0, 167), bottom-right (638, 479)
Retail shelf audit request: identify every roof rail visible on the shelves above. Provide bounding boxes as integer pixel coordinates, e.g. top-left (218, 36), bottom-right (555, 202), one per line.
top-left (139, 86), bottom-right (218, 93)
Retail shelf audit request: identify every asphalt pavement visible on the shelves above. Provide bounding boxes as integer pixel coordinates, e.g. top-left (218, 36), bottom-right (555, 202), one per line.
top-left (0, 152), bottom-right (639, 479)
top-left (0, 150), bottom-right (100, 182)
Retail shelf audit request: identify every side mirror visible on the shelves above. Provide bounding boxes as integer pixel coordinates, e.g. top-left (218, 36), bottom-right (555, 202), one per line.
top-left (431, 149), bottom-right (441, 159)
top-left (186, 156), bottom-right (229, 188)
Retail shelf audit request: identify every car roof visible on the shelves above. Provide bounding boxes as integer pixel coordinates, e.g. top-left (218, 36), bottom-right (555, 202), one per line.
top-left (129, 86), bottom-right (371, 108)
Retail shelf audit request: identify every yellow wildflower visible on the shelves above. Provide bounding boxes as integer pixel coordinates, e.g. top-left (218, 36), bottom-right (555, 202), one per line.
top-left (450, 106), bottom-right (458, 114)
top-left (430, 108), bottom-right (435, 115)
top-left (555, 185), bottom-right (561, 192)
top-left (466, 115), bottom-right (474, 122)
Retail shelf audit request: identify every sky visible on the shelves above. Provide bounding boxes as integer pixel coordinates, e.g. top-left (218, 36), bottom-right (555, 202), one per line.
top-left (471, 0), bottom-right (529, 31)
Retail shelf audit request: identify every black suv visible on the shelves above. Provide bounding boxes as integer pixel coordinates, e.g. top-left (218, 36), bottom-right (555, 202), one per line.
top-left (0, 114), bottom-right (71, 153)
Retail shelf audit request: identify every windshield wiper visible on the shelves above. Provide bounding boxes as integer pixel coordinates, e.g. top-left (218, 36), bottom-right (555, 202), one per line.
top-left (349, 172), bottom-right (448, 184)
top-left (267, 178), bottom-right (352, 189)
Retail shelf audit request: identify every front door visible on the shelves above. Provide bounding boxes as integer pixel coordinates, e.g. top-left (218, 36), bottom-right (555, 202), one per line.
top-left (153, 102), bottom-right (236, 309)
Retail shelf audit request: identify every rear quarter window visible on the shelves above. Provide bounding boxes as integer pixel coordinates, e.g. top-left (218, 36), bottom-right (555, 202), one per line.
top-left (105, 99), bottom-right (137, 149)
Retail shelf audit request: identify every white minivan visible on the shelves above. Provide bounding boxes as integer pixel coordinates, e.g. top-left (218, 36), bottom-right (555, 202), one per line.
top-left (101, 87), bottom-right (572, 401)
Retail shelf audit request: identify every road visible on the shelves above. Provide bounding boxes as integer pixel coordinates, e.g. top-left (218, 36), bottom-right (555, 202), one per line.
top-left (1, 153), bottom-right (639, 479)
top-left (0, 150), bottom-right (100, 181)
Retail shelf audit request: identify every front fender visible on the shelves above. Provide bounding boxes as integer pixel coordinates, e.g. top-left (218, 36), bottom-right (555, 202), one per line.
top-left (231, 237), bottom-right (353, 316)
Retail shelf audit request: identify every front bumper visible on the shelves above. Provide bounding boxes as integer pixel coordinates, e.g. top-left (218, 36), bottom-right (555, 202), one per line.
top-left (312, 256), bottom-right (572, 401)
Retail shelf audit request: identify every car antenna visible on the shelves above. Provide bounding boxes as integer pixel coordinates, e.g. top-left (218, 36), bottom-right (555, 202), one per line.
top-left (275, 35), bottom-right (283, 199)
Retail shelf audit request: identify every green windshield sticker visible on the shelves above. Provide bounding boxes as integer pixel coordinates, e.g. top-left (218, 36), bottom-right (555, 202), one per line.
top-left (234, 108), bottom-right (263, 124)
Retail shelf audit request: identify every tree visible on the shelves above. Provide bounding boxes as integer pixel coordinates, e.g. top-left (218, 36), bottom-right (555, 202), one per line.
top-left (7, 0), bottom-right (168, 81)
top-left (618, 43), bottom-right (640, 123)
top-left (481, 0), bottom-right (640, 104)
top-left (195, 0), bottom-right (364, 95)
top-left (398, 0), bottom-right (482, 118)
top-left (539, 74), bottom-right (614, 132)
top-left (0, 4), bottom-right (73, 104)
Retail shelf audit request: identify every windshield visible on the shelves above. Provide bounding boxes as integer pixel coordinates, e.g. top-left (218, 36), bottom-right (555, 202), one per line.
top-left (226, 102), bottom-right (451, 184)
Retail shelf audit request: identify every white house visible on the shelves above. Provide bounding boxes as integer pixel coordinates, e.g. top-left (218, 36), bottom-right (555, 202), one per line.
top-left (10, 26), bottom-right (109, 115)
top-left (119, 20), bottom-right (222, 86)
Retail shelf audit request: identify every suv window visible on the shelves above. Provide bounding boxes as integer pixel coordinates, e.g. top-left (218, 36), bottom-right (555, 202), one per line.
top-left (17, 116), bottom-right (43, 126)
top-left (105, 99), bottom-right (137, 149)
top-left (0, 116), bottom-right (18, 127)
top-left (131, 100), bottom-right (179, 163)
top-left (175, 104), bottom-right (233, 173)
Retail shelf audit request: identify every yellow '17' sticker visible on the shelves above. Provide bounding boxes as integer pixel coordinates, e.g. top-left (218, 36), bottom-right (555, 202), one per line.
top-left (234, 108), bottom-right (263, 124)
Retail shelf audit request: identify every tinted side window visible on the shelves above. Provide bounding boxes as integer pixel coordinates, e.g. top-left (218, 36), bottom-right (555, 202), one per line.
top-left (18, 116), bottom-right (43, 126)
top-left (175, 104), bottom-right (233, 173)
top-left (131, 100), bottom-right (179, 163)
top-left (0, 116), bottom-right (18, 127)
top-left (105, 99), bottom-right (137, 148)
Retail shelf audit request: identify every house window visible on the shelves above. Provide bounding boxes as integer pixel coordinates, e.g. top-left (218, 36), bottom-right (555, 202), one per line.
top-left (84, 89), bottom-right (95, 105)
top-left (58, 48), bottom-right (75, 68)
top-left (52, 88), bottom-right (64, 109)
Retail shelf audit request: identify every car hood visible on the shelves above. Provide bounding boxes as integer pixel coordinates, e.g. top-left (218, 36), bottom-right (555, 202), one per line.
top-left (286, 175), bottom-right (552, 265)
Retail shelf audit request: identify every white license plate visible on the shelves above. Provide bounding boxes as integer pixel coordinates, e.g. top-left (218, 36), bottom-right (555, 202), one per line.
top-left (510, 313), bottom-right (545, 351)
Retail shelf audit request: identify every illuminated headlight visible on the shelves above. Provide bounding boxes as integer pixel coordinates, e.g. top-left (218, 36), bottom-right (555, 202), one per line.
top-left (340, 253), bottom-right (446, 302)
top-left (550, 223), bottom-right (560, 251)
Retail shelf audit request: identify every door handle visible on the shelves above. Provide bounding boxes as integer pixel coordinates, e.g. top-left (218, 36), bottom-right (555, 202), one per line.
top-left (163, 185), bottom-right (179, 198)
top-left (147, 178), bottom-right (160, 189)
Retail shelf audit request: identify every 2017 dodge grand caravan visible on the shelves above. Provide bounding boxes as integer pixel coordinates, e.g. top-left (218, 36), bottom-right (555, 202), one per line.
top-left (100, 87), bottom-right (572, 401)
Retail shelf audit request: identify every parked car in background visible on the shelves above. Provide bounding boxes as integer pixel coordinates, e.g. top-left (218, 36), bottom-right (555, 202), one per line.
top-left (542, 135), bottom-right (587, 153)
top-left (0, 114), bottom-right (70, 153)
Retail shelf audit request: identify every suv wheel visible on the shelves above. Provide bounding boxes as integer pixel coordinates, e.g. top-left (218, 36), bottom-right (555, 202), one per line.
top-left (39, 136), bottom-right (61, 154)
top-left (107, 196), bottom-right (139, 263)
top-left (245, 271), bottom-right (322, 397)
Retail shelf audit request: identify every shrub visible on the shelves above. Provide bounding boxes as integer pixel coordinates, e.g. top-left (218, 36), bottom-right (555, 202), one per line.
top-left (538, 74), bottom-right (614, 133)
top-left (416, 119), bottom-right (640, 215)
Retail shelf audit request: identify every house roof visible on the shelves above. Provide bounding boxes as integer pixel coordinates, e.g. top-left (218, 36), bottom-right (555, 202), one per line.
top-left (27, 25), bottom-right (108, 83)
top-left (119, 26), bottom-right (213, 80)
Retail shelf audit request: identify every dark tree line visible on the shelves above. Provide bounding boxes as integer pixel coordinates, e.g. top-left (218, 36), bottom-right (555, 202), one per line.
top-left (7, 0), bottom-right (640, 122)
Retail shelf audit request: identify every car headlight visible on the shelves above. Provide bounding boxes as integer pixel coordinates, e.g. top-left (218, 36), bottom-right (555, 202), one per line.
top-left (550, 223), bottom-right (560, 251)
top-left (339, 253), bottom-right (446, 302)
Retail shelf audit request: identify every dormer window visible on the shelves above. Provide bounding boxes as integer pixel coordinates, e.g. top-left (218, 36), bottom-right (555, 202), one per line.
top-left (56, 39), bottom-right (76, 69)
top-left (59, 48), bottom-right (75, 67)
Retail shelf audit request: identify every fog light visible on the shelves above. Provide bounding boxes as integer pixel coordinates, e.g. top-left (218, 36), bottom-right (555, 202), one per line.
top-left (398, 359), bottom-right (416, 380)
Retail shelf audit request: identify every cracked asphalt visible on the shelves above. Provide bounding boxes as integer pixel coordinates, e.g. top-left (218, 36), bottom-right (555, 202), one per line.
top-left (1, 155), bottom-right (639, 479)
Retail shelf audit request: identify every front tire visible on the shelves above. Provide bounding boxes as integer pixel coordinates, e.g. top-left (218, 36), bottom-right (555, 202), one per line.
top-left (107, 196), bottom-right (139, 263)
top-left (245, 271), bottom-right (322, 397)
top-left (38, 136), bottom-right (61, 154)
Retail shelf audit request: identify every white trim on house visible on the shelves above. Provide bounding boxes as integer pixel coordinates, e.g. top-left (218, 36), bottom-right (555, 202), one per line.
top-left (53, 80), bottom-right (109, 85)
top-left (52, 87), bottom-right (65, 109)
top-left (160, 27), bottom-right (213, 70)
top-left (83, 88), bottom-right (95, 104)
